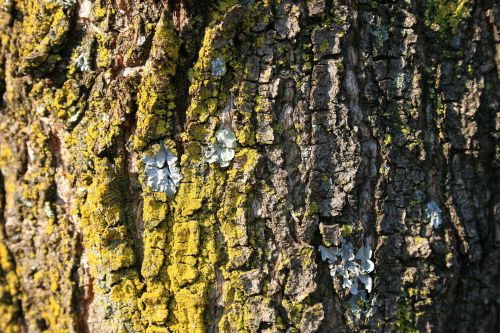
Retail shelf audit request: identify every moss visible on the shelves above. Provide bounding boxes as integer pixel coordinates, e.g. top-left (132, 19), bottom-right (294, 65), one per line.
top-left (17, 1), bottom-right (71, 73)
top-left (383, 133), bottom-right (392, 145)
top-left (408, 288), bottom-right (428, 298)
top-left (94, 4), bottom-right (107, 19)
top-left (173, 221), bottom-right (201, 256)
top-left (175, 183), bottom-right (204, 217)
top-left (341, 225), bottom-right (353, 237)
top-left (78, 155), bottom-right (144, 329)
top-left (393, 302), bottom-right (420, 333)
top-left (140, 282), bottom-right (170, 325)
top-left (0, 117), bottom-right (81, 331)
top-left (415, 237), bottom-right (426, 245)
top-left (309, 201), bottom-right (319, 215)
top-left (391, 287), bottom-right (431, 332)
top-left (424, 0), bottom-right (472, 34)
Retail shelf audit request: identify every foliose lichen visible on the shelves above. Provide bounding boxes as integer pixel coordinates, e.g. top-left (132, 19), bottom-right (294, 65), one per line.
top-left (211, 57), bottom-right (226, 77)
top-left (320, 237), bottom-right (376, 322)
top-left (425, 200), bottom-right (442, 229)
top-left (348, 291), bottom-right (378, 323)
top-left (318, 237), bottom-right (375, 295)
top-left (143, 143), bottom-right (183, 196)
top-left (205, 128), bottom-right (237, 168)
top-left (57, 0), bottom-right (77, 9)
top-left (74, 53), bottom-right (90, 72)
top-left (372, 26), bottom-right (389, 46)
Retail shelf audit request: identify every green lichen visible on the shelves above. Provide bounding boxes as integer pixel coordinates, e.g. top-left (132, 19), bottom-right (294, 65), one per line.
top-left (134, 14), bottom-right (180, 150)
top-left (391, 287), bottom-right (431, 332)
top-left (17, 0), bottom-right (72, 74)
top-left (424, 0), bottom-right (472, 34)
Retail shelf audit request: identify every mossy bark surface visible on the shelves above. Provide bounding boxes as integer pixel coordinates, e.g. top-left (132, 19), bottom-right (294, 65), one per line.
top-left (0, 0), bottom-right (498, 332)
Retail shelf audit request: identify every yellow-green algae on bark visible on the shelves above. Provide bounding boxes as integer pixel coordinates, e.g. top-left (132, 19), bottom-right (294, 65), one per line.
top-left (0, 146), bottom-right (21, 333)
top-left (164, 3), bottom-right (262, 332)
top-left (0, 0), bottom-right (313, 331)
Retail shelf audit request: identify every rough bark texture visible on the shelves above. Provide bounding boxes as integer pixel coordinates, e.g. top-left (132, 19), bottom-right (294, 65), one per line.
top-left (0, 0), bottom-right (498, 332)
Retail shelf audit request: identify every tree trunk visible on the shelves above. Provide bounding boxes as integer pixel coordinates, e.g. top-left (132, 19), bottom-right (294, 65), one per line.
top-left (0, 0), bottom-right (498, 332)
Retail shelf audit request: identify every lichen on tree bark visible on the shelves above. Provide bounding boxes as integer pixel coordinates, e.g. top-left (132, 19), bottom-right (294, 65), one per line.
top-left (0, 0), bottom-right (498, 332)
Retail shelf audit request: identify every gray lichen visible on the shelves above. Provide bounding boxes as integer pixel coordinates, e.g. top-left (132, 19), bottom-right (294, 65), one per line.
top-left (44, 202), bottom-right (54, 218)
top-left (57, 0), bottom-right (77, 9)
top-left (319, 237), bottom-right (374, 295)
top-left (319, 238), bottom-right (376, 321)
top-left (75, 53), bottom-right (90, 72)
top-left (425, 200), bottom-right (442, 229)
top-left (347, 291), bottom-right (378, 323)
top-left (372, 26), bottom-right (389, 46)
top-left (143, 144), bottom-right (183, 196)
top-left (205, 128), bottom-right (237, 168)
top-left (211, 57), bottom-right (226, 78)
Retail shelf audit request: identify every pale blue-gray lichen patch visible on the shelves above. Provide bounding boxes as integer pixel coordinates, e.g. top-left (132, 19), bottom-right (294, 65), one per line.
top-left (57, 0), bottom-right (77, 9)
top-left (143, 144), bottom-right (182, 196)
top-left (319, 237), bottom-right (374, 295)
top-left (205, 128), bottom-right (237, 168)
top-left (211, 57), bottom-right (226, 77)
top-left (425, 200), bottom-right (442, 229)
top-left (75, 53), bottom-right (90, 72)
top-left (347, 291), bottom-right (378, 323)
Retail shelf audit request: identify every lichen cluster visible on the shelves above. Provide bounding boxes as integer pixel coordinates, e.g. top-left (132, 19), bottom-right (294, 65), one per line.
top-left (143, 143), bottom-right (183, 196)
top-left (425, 201), bottom-right (442, 230)
top-left (319, 238), bottom-right (375, 295)
top-left (319, 237), bottom-right (377, 324)
top-left (205, 128), bottom-right (238, 168)
top-left (211, 57), bottom-right (226, 77)
top-left (0, 0), bottom-right (490, 331)
top-left (74, 53), bottom-right (90, 72)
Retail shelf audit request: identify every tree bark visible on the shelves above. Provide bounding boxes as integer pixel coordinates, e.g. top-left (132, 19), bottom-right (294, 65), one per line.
top-left (0, 0), bottom-right (498, 332)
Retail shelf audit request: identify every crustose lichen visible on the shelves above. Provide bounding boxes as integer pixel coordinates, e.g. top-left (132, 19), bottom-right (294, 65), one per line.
top-left (143, 143), bottom-right (182, 196)
top-left (205, 128), bottom-right (237, 168)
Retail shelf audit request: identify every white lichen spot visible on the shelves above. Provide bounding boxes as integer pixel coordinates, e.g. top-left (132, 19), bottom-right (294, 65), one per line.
top-left (57, 0), bottom-right (77, 9)
top-left (205, 128), bottom-right (237, 168)
top-left (44, 202), bottom-right (54, 218)
top-left (78, 0), bottom-right (92, 18)
top-left (19, 197), bottom-right (33, 208)
top-left (35, 105), bottom-right (46, 115)
top-left (319, 237), bottom-right (375, 295)
top-left (143, 144), bottom-right (182, 196)
top-left (121, 66), bottom-right (145, 77)
top-left (69, 110), bottom-right (81, 123)
top-left (211, 57), bottom-right (226, 78)
top-left (320, 238), bottom-right (377, 321)
top-left (137, 35), bottom-right (146, 47)
top-left (425, 200), bottom-right (442, 230)
top-left (395, 72), bottom-right (407, 90)
top-left (75, 53), bottom-right (90, 72)
top-left (379, 163), bottom-right (390, 176)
